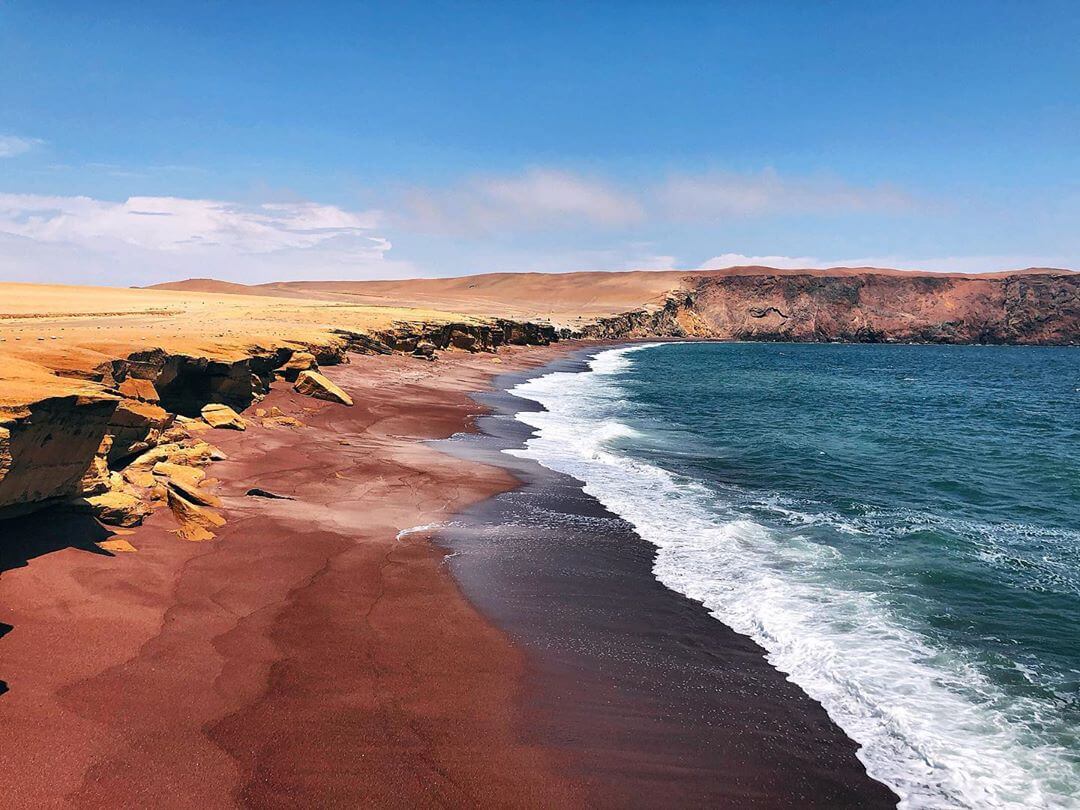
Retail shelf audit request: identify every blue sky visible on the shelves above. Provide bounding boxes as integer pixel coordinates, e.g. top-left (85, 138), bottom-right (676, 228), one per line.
top-left (1, 1), bottom-right (1078, 285)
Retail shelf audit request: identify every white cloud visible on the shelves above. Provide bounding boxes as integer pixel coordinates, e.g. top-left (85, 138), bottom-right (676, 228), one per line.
top-left (0, 193), bottom-right (409, 285)
top-left (402, 168), bottom-right (644, 234)
top-left (661, 169), bottom-right (914, 220)
top-left (0, 135), bottom-right (43, 158)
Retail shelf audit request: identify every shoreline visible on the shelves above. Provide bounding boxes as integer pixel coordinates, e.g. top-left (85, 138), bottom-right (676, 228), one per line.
top-left (436, 344), bottom-right (899, 807)
top-left (0, 338), bottom-right (894, 807)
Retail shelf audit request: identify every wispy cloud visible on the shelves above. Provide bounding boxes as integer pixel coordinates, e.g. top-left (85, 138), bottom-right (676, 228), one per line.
top-left (401, 168), bottom-right (644, 234)
top-left (0, 193), bottom-right (408, 284)
top-left (398, 166), bottom-right (916, 237)
top-left (0, 135), bottom-right (43, 158)
top-left (660, 168), bottom-right (914, 220)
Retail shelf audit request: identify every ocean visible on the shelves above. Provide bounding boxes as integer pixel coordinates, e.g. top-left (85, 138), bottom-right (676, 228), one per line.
top-left (506, 342), bottom-right (1080, 809)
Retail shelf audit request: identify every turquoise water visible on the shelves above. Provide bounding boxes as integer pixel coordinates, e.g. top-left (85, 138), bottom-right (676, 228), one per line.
top-left (508, 342), bottom-right (1080, 809)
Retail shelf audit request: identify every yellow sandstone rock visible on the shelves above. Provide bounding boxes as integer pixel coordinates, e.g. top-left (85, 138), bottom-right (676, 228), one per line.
top-left (107, 398), bottom-right (172, 462)
top-left (276, 350), bottom-right (318, 381)
top-left (82, 490), bottom-right (152, 527)
top-left (201, 403), bottom-right (246, 430)
top-left (167, 487), bottom-right (225, 541)
top-left (78, 435), bottom-right (114, 496)
top-left (122, 467), bottom-right (156, 489)
top-left (129, 441), bottom-right (226, 469)
top-left (293, 370), bottom-right (353, 406)
top-left (151, 461), bottom-right (205, 486)
top-left (152, 460), bottom-right (221, 506)
top-left (117, 378), bottom-right (159, 403)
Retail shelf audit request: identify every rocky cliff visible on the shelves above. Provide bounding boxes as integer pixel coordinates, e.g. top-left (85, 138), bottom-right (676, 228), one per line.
top-left (0, 317), bottom-right (556, 519)
top-left (581, 269), bottom-right (1080, 345)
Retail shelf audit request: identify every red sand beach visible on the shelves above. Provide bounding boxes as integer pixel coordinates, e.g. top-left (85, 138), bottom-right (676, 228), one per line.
top-left (0, 347), bottom-right (585, 807)
top-left (0, 344), bottom-right (895, 807)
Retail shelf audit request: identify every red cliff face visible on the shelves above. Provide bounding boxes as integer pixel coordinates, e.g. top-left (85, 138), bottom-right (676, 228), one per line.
top-left (585, 270), bottom-right (1080, 345)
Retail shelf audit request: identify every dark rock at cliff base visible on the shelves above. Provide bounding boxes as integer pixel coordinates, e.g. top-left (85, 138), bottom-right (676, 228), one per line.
top-left (449, 329), bottom-right (480, 351)
top-left (412, 341), bottom-right (437, 360)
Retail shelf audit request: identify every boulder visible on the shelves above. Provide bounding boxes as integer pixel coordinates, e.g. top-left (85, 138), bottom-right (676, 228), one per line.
top-left (152, 461), bottom-right (220, 507)
top-left (167, 488), bottom-right (225, 541)
top-left (413, 341), bottom-right (437, 359)
top-left (449, 329), bottom-right (479, 352)
top-left (81, 490), bottom-right (152, 528)
top-left (121, 467), bottom-right (156, 489)
top-left (201, 403), bottom-right (246, 430)
top-left (293, 371), bottom-right (353, 406)
top-left (166, 477), bottom-right (222, 508)
top-left (152, 461), bottom-right (205, 487)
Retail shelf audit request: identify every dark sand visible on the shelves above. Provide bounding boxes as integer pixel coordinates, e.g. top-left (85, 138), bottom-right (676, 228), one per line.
top-left (0, 343), bottom-right (895, 808)
top-left (437, 349), bottom-right (899, 808)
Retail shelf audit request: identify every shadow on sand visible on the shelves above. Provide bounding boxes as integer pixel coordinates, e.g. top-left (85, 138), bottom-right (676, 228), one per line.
top-left (0, 509), bottom-right (116, 699)
top-left (0, 509), bottom-right (116, 574)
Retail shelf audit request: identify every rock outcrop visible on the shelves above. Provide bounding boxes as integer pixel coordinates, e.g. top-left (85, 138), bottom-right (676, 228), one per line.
top-left (107, 398), bottom-right (173, 461)
top-left (339, 319), bottom-right (559, 356)
top-left (0, 394), bottom-right (120, 513)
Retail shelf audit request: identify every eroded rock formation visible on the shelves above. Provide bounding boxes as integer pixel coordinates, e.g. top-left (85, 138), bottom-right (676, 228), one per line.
top-left (0, 316), bottom-right (559, 520)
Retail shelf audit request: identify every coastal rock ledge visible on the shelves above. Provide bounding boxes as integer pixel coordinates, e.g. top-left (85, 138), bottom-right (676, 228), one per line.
top-left (0, 316), bottom-right (557, 519)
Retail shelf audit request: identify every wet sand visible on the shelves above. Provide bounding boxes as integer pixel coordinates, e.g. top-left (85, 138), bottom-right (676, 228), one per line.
top-left (0, 343), bottom-right (895, 808)
top-left (437, 349), bottom-right (899, 808)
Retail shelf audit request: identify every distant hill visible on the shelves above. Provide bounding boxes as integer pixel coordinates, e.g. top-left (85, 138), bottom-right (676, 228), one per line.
top-left (150, 265), bottom-right (1079, 339)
